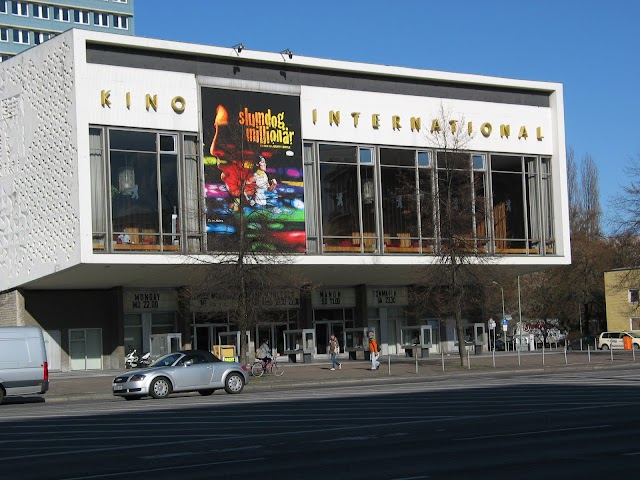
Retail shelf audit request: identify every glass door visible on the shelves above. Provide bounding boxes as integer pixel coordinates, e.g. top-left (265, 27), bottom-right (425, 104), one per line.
top-left (193, 324), bottom-right (229, 351)
top-left (69, 328), bottom-right (103, 371)
top-left (313, 308), bottom-right (353, 355)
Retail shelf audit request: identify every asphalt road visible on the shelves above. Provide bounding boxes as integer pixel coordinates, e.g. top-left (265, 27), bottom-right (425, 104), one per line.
top-left (2, 367), bottom-right (640, 480)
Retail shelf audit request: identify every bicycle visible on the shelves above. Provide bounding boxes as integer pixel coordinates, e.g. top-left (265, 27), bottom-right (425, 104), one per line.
top-left (251, 354), bottom-right (284, 377)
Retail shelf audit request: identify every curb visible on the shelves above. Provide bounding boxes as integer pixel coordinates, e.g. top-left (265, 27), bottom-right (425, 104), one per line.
top-left (39, 361), bottom-right (639, 403)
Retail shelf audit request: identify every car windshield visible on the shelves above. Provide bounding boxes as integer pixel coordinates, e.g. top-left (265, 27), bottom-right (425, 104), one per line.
top-left (150, 353), bottom-right (182, 367)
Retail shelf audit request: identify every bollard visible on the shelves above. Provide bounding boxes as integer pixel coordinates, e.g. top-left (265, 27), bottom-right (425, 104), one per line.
top-left (441, 350), bottom-right (445, 371)
top-left (542, 343), bottom-right (545, 366)
top-left (388, 353), bottom-right (391, 375)
top-left (415, 351), bottom-right (418, 374)
top-left (467, 348), bottom-right (471, 370)
top-left (564, 346), bottom-right (568, 364)
top-left (588, 345), bottom-right (591, 363)
top-left (492, 347), bottom-right (495, 368)
top-left (634, 347), bottom-right (636, 362)
top-left (611, 346), bottom-right (614, 362)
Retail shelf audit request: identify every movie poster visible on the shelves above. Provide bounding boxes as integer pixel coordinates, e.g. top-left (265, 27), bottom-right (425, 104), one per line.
top-left (201, 87), bottom-right (305, 252)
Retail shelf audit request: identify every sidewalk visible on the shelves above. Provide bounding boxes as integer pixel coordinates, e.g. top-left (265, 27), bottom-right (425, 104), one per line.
top-left (43, 349), bottom-right (640, 403)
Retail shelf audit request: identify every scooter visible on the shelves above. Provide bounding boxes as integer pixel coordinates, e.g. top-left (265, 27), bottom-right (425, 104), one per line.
top-left (137, 351), bottom-right (152, 368)
top-left (125, 348), bottom-right (139, 369)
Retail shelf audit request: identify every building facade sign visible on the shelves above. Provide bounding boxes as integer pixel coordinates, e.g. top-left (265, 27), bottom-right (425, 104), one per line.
top-left (84, 64), bottom-right (199, 131)
top-left (192, 289), bottom-right (301, 312)
top-left (366, 287), bottom-right (409, 307)
top-left (123, 289), bottom-right (178, 313)
top-left (312, 288), bottom-right (357, 308)
top-left (300, 86), bottom-right (553, 155)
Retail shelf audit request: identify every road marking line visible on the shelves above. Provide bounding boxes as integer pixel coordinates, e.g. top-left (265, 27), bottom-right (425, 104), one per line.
top-left (62, 458), bottom-right (265, 479)
top-left (455, 424), bottom-right (612, 441)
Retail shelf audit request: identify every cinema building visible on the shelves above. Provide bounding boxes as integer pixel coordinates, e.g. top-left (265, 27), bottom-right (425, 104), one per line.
top-left (0, 29), bottom-right (570, 371)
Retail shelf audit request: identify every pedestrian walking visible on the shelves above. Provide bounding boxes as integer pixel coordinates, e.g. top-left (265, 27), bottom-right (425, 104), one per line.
top-left (329, 334), bottom-right (341, 371)
top-left (368, 331), bottom-right (380, 370)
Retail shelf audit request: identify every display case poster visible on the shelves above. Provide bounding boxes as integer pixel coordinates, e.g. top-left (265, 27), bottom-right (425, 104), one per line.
top-left (201, 87), bottom-right (305, 252)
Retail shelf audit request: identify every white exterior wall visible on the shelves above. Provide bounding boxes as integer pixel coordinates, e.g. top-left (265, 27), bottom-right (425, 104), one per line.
top-left (74, 58), bottom-right (200, 264)
top-left (0, 34), bottom-right (80, 291)
top-left (0, 29), bottom-right (571, 292)
top-left (300, 86), bottom-right (554, 155)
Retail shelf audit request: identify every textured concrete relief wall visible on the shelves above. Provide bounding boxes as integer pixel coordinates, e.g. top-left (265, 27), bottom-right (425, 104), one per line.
top-left (0, 40), bottom-right (78, 288)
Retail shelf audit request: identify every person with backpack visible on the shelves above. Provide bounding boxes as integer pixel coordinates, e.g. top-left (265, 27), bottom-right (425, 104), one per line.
top-left (328, 334), bottom-right (342, 371)
top-left (368, 331), bottom-right (380, 370)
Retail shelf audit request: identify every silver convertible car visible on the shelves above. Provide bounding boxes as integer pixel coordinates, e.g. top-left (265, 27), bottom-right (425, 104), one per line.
top-left (112, 350), bottom-right (249, 400)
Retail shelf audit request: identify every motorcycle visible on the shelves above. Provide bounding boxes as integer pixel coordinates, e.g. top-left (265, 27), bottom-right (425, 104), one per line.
top-left (138, 351), bottom-right (152, 367)
top-left (125, 348), bottom-right (139, 369)
top-left (125, 348), bottom-right (152, 369)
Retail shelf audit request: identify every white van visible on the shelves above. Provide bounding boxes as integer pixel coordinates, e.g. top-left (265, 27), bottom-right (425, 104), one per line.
top-left (0, 327), bottom-right (49, 403)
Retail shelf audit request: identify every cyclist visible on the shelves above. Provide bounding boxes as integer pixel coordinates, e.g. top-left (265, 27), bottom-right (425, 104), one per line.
top-left (257, 339), bottom-right (272, 369)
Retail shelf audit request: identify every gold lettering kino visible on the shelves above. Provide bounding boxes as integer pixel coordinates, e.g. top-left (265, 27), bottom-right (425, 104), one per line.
top-left (146, 94), bottom-right (158, 112)
top-left (101, 90), bottom-right (111, 108)
top-left (312, 110), bottom-right (544, 141)
top-left (100, 90), bottom-right (187, 114)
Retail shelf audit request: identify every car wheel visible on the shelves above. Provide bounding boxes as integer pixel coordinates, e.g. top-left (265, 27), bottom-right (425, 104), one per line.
top-left (198, 389), bottom-right (216, 396)
top-left (224, 373), bottom-right (244, 394)
top-left (634, 344), bottom-right (639, 350)
top-left (123, 395), bottom-right (141, 401)
top-left (149, 377), bottom-right (172, 399)
top-left (601, 344), bottom-right (609, 350)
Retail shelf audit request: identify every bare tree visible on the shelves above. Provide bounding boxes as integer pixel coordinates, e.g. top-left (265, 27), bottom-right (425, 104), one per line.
top-left (580, 154), bottom-right (602, 238)
top-left (411, 105), bottom-right (495, 366)
top-left (611, 153), bottom-right (640, 239)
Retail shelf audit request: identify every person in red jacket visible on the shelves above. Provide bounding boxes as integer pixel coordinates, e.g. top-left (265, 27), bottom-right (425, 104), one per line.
top-left (368, 331), bottom-right (380, 370)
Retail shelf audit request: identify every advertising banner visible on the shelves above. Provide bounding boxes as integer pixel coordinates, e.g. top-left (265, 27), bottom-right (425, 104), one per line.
top-left (201, 87), bottom-right (305, 252)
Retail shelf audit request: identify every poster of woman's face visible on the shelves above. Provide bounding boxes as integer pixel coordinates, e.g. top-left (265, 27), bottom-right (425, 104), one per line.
top-left (201, 87), bottom-right (306, 253)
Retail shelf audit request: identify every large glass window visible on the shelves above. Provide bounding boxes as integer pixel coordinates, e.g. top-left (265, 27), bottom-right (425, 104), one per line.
top-left (90, 127), bottom-right (201, 253)
top-left (311, 144), bottom-right (553, 256)
top-left (380, 148), bottom-right (420, 253)
top-left (319, 144), bottom-right (378, 253)
top-left (436, 151), bottom-right (486, 252)
top-left (490, 155), bottom-right (527, 253)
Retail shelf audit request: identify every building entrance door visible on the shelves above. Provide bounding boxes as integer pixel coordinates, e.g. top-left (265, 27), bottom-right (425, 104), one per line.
top-left (69, 328), bottom-right (103, 371)
top-left (193, 324), bottom-right (229, 351)
top-left (313, 308), bottom-right (353, 355)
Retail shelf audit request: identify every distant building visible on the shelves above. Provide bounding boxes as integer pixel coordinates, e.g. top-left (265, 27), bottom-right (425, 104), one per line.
top-left (604, 268), bottom-right (640, 331)
top-left (0, 0), bottom-right (134, 61)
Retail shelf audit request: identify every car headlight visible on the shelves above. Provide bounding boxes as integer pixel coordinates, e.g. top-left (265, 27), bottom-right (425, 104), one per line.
top-left (130, 374), bottom-right (146, 382)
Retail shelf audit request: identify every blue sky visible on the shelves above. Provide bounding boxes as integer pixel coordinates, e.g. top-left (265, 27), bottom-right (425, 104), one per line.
top-left (135, 0), bottom-right (639, 225)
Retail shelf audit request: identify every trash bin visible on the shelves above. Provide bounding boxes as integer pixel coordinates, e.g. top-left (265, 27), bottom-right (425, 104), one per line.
top-left (623, 335), bottom-right (632, 350)
top-left (303, 352), bottom-right (312, 363)
top-left (474, 344), bottom-right (483, 355)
